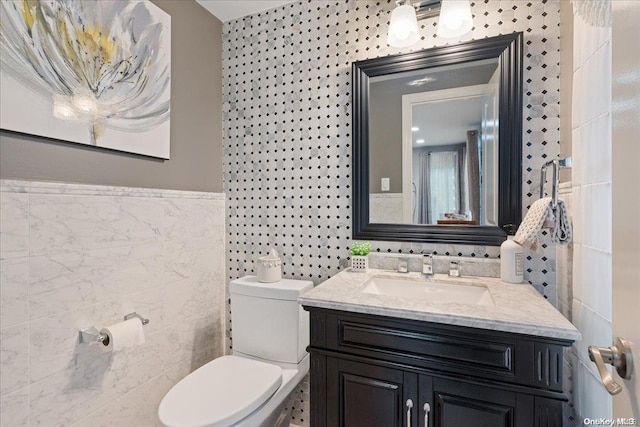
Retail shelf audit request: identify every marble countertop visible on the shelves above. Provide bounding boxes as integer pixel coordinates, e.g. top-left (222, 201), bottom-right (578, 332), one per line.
top-left (298, 269), bottom-right (581, 341)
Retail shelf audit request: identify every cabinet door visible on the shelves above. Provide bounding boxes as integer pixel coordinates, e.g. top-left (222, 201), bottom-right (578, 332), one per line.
top-left (327, 358), bottom-right (417, 427)
top-left (427, 378), bottom-right (529, 427)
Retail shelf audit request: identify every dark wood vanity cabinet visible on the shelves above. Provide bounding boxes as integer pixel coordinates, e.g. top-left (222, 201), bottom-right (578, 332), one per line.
top-left (304, 308), bottom-right (570, 427)
top-left (327, 359), bottom-right (412, 427)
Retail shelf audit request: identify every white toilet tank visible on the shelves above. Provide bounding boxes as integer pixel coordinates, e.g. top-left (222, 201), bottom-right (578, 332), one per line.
top-left (230, 276), bottom-right (313, 364)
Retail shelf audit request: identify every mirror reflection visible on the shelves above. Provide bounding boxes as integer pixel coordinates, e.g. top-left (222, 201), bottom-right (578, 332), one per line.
top-left (368, 58), bottom-right (500, 226)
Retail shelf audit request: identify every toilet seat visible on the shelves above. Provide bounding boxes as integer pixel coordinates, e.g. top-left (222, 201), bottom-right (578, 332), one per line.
top-left (158, 355), bottom-right (283, 427)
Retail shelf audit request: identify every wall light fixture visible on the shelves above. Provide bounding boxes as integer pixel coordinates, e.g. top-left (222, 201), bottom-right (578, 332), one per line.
top-left (387, 1), bottom-right (420, 48)
top-left (436, 0), bottom-right (474, 38)
top-left (387, 0), bottom-right (474, 47)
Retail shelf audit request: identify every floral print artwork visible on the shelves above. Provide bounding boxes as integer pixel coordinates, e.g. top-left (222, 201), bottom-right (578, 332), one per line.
top-left (0, 0), bottom-right (171, 158)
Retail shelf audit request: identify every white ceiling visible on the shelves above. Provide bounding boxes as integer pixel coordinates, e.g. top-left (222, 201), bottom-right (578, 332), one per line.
top-left (412, 97), bottom-right (483, 147)
top-left (195, 1), bottom-right (295, 22)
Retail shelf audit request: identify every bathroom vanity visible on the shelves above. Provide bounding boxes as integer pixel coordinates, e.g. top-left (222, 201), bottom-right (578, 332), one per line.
top-left (299, 270), bottom-right (580, 427)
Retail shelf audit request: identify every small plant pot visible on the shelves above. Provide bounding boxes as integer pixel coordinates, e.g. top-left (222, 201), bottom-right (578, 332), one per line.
top-left (351, 255), bottom-right (369, 272)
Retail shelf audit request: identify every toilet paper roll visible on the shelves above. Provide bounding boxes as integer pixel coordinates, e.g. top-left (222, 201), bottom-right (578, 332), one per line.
top-left (99, 318), bottom-right (145, 352)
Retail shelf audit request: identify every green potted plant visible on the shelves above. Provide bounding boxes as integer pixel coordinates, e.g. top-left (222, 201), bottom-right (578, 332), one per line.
top-left (350, 242), bottom-right (371, 271)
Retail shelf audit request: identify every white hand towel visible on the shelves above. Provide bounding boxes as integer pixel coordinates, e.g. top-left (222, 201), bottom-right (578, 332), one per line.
top-left (514, 197), bottom-right (572, 251)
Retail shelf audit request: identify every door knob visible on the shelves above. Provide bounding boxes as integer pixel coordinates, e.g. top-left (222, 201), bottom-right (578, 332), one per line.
top-left (588, 337), bottom-right (634, 395)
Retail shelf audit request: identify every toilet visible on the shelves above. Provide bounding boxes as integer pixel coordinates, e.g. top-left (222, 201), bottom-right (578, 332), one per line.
top-left (158, 276), bottom-right (313, 427)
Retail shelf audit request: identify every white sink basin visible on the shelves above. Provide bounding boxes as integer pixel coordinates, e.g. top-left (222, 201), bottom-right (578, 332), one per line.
top-left (361, 276), bottom-right (494, 306)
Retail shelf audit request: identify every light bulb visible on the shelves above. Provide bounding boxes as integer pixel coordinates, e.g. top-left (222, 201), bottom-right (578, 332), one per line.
top-left (387, 3), bottom-right (420, 48)
top-left (395, 26), bottom-right (410, 40)
top-left (437, 0), bottom-right (473, 38)
top-left (442, 15), bottom-right (463, 30)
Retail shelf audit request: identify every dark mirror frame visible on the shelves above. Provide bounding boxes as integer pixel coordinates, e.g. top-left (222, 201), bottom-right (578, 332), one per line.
top-left (352, 32), bottom-right (523, 246)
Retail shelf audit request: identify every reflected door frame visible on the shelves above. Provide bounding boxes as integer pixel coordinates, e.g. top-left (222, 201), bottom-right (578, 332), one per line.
top-left (401, 84), bottom-right (490, 224)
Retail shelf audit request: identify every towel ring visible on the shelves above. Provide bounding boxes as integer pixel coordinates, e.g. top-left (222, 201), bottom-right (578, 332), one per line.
top-left (539, 157), bottom-right (572, 208)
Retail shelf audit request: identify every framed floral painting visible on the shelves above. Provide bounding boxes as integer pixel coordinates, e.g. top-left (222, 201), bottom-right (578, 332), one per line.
top-left (0, 0), bottom-right (171, 159)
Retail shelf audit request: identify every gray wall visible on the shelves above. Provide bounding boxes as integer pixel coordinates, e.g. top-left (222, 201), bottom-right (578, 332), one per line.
top-left (369, 86), bottom-right (403, 193)
top-left (0, 0), bottom-right (223, 192)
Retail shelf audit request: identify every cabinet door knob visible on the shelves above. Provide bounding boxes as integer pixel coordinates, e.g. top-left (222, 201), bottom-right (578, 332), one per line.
top-left (406, 399), bottom-right (413, 427)
top-left (423, 402), bottom-right (431, 427)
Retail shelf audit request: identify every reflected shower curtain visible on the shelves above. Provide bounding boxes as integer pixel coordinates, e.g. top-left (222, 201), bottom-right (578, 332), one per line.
top-left (417, 151), bottom-right (459, 223)
top-left (417, 152), bottom-right (431, 223)
top-left (466, 130), bottom-right (480, 222)
top-left (428, 151), bottom-right (459, 223)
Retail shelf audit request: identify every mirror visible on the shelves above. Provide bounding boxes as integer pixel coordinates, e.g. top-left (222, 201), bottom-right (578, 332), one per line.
top-left (353, 33), bottom-right (523, 246)
top-left (369, 58), bottom-right (500, 226)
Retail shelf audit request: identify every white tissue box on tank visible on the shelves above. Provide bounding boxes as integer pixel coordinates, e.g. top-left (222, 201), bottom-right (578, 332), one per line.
top-left (230, 276), bottom-right (313, 364)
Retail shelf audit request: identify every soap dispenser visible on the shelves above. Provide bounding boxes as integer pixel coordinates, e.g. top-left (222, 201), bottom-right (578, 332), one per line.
top-left (500, 224), bottom-right (524, 284)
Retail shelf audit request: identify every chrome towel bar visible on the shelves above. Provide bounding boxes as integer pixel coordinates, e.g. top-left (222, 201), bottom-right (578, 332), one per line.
top-left (539, 157), bottom-right (572, 208)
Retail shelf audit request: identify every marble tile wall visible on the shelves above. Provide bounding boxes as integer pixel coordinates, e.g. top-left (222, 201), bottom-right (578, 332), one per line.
top-left (557, 182), bottom-right (576, 425)
top-left (0, 180), bottom-right (226, 426)
top-left (369, 194), bottom-right (403, 223)
top-left (368, 252), bottom-right (501, 278)
top-left (569, 2), bottom-right (613, 423)
top-left (223, 1), bottom-right (563, 424)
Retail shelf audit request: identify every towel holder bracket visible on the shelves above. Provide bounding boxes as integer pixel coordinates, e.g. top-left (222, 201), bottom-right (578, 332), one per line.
top-left (539, 157), bottom-right (572, 207)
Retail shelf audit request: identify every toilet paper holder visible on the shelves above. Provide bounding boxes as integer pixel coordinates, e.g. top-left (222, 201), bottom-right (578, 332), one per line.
top-left (79, 312), bottom-right (149, 344)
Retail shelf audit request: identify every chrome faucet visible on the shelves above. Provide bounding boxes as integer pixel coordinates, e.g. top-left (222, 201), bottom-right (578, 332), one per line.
top-left (398, 258), bottom-right (409, 273)
top-left (422, 253), bottom-right (434, 276)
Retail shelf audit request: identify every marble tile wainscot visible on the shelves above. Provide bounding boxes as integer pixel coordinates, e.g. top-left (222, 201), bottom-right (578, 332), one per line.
top-left (0, 179), bottom-right (226, 427)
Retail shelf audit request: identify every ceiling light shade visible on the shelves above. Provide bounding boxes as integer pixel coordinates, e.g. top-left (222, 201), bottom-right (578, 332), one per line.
top-left (387, 3), bottom-right (420, 48)
top-left (436, 0), bottom-right (473, 38)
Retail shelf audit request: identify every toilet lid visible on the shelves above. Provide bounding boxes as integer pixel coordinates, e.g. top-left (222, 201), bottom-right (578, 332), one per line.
top-left (158, 356), bottom-right (283, 427)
